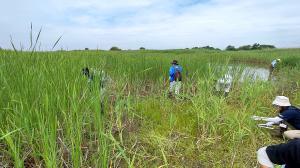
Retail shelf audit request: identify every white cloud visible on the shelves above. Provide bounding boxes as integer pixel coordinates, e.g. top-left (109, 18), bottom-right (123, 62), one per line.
top-left (0, 0), bottom-right (300, 50)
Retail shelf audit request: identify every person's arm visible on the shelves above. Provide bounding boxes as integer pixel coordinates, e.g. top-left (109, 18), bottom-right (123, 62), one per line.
top-left (169, 67), bottom-right (173, 75)
top-left (261, 116), bottom-right (283, 123)
top-left (251, 116), bottom-right (283, 126)
top-left (261, 117), bottom-right (283, 126)
top-left (169, 67), bottom-right (174, 79)
top-left (259, 165), bottom-right (269, 168)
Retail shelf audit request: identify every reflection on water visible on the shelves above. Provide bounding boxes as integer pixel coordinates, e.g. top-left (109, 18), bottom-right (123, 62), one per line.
top-left (223, 65), bottom-right (271, 82)
top-left (240, 66), bottom-right (270, 82)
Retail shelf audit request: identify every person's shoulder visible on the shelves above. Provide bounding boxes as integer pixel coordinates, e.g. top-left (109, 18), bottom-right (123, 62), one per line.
top-left (287, 106), bottom-right (300, 113)
top-left (284, 138), bottom-right (300, 152)
top-left (267, 138), bottom-right (300, 165)
top-left (279, 106), bottom-right (300, 118)
top-left (290, 106), bottom-right (300, 110)
top-left (267, 138), bottom-right (300, 151)
top-left (288, 138), bottom-right (300, 144)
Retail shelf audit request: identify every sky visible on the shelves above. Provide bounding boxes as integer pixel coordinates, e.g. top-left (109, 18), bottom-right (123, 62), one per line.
top-left (0, 0), bottom-right (300, 50)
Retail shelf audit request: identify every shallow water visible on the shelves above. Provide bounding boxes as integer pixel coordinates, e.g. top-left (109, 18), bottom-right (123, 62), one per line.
top-left (220, 65), bottom-right (271, 82)
top-left (240, 66), bottom-right (270, 82)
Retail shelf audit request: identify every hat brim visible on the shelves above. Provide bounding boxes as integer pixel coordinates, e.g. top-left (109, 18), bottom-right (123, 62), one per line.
top-left (272, 100), bottom-right (291, 106)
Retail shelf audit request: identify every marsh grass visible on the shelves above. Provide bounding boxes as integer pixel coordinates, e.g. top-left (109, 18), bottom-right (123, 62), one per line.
top-left (0, 48), bottom-right (299, 167)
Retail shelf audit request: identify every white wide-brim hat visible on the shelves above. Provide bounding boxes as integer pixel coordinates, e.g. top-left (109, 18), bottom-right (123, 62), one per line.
top-left (272, 96), bottom-right (291, 106)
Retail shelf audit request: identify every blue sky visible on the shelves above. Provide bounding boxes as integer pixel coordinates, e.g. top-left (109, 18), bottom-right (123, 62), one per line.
top-left (0, 0), bottom-right (300, 50)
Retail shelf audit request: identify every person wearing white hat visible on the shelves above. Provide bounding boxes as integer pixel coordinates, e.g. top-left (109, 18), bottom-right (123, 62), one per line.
top-left (271, 59), bottom-right (281, 69)
top-left (269, 59), bottom-right (281, 80)
top-left (252, 96), bottom-right (300, 139)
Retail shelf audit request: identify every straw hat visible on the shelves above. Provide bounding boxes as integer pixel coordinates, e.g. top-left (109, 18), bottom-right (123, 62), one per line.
top-left (272, 96), bottom-right (291, 106)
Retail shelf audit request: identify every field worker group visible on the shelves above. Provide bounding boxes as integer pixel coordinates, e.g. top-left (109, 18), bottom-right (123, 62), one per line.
top-left (254, 96), bottom-right (300, 167)
top-left (168, 60), bottom-right (234, 97)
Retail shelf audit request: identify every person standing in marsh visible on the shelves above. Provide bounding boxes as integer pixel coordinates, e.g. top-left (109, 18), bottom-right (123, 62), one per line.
top-left (169, 60), bottom-right (183, 97)
top-left (269, 59), bottom-right (281, 80)
top-left (215, 73), bottom-right (233, 97)
top-left (82, 67), bottom-right (93, 82)
top-left (82, 67), bottom-right (111, 114)
top-left (270, 59), bottom-right (281, 71)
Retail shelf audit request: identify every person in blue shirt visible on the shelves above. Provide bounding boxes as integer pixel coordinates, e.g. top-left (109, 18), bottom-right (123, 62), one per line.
top-left (252, 96), bottom-right (300, 139)
top-left (169, 60), bottom-right (183, 96)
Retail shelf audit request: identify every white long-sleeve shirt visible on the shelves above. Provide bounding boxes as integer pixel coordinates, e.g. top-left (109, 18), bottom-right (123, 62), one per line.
top-left (261, 116), bottom-right (283, 124)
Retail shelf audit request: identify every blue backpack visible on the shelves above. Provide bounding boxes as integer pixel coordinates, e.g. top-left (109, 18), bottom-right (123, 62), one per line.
top-left (174, 66), bottom-right (182, 81)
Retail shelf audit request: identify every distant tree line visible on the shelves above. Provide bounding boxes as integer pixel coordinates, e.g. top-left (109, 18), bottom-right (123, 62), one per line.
top-left (81, 46), bottom-right (146, 51)
top-left (110, 46), bottom-right (122, 51)
top-left (189, 45), bottom-right (221, 51)
top-left (110, 46), bottom-right (146, 51)
top-left (82, 44), bottom-right (275, 52)
top-left (78, 44), bottom-right (276, 52)
top-left (225, 43), bottom-right (276, 51)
